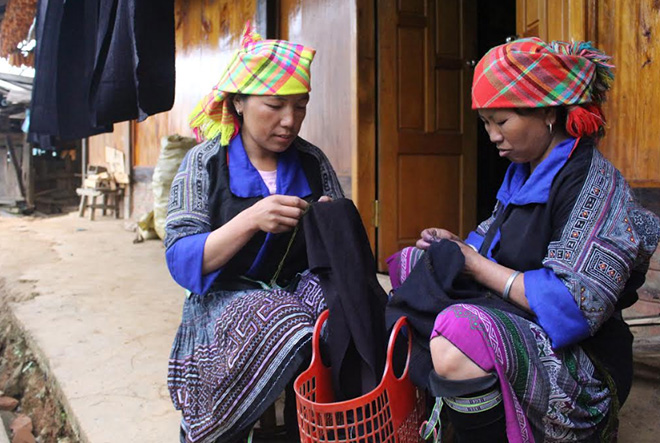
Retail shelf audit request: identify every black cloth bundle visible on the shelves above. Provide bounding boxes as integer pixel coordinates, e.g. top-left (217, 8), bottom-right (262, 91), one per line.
top-left (385, 240), bottom-right (534, 388)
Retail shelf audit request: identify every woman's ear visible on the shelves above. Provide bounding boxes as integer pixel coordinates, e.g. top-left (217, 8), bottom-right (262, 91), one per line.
top-left (232, 96), bottom-right (244, 116)
top-left (543, 107), bottom-right (558, 126)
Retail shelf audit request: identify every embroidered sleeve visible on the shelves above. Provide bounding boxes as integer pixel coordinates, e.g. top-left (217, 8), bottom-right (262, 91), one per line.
top-left (475, 201), bottom-right (500, 237)
top-left (163, 139), bottom-right (224, 293)
top-left (164, 139), bottom-right (219, 250)
top-left (541, 151), bottom-right (660, 336)
top-left (525, 268), bottom-right (591, 348)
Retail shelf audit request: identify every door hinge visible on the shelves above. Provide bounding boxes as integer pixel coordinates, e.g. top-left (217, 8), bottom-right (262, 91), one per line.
top-left (373, 199), bottom-right (380, 228)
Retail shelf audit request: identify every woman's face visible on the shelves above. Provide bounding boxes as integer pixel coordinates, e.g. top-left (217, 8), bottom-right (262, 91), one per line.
top-left (234, 93), bottom-right (309, 158)
top-left (478, 108), bottom-right (557, 171)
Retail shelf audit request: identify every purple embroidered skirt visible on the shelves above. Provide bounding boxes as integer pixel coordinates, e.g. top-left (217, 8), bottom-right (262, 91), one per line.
top-left (168, 270), bottom-right (325, 443)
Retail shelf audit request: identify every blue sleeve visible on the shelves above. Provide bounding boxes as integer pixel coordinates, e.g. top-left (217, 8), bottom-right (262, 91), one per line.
top-left (465, 231), bottom-right (484, 251)
top-left (525, 267), bottom-right (591, 349)
top-left (466, 230), bottom-right (500, 262)
top-left (165, 233), bottom-right (223, 295)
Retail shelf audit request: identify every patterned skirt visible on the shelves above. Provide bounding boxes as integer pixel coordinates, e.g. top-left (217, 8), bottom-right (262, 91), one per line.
top-left (391, 247), bottom-right (615, 443)
top-left (167, 270), bottom-right (326, 443)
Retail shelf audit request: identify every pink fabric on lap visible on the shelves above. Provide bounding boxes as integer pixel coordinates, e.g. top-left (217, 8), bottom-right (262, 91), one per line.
top-left (386, 246), bottom-right (425, 290)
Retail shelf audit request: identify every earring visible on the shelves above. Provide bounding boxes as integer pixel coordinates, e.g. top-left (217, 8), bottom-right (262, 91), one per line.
top-left (237, 110), bottom-right (242, 117)
top-left (548, 122), bottom-right (553, 133)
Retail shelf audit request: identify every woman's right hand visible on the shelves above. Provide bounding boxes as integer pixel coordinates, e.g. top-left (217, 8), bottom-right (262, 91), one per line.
top-left (247, 195), bottom-right (309, 233)
top-left (416, 227), bottom-right (461, 250)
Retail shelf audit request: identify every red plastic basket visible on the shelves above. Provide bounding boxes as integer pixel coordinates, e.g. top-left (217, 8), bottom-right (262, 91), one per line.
top-left (294, 310), bottom-right (425, 442)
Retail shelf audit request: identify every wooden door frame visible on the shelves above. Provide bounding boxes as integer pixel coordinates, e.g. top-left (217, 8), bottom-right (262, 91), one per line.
top-left (374, 0), bottom-right (399, 271)
top-left (354, 0), bottom-right (378, 251)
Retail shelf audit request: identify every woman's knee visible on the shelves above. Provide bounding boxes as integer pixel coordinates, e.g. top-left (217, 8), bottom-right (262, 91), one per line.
top-left (429, 335), bottom-right (488, 380)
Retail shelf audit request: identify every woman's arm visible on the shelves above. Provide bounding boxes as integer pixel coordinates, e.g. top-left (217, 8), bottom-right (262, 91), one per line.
top-left (456, 241), bottom-right (530, 311)
top-left (201, 194), bottom-right (308, 273)
top-left (415, 227), bottom-right (530, 310)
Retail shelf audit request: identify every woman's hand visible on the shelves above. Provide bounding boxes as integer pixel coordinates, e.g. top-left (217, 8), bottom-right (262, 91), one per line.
top-left (416, 228), bottom-right (461, 250)
top-left (318, 196), bottom-right (333, 203)
top-left (450, 240), bottom-right (482, 277)
top-left (247, 194), bottom-right (309, 233)
top-left (202, 195), bottom-right (307, 273)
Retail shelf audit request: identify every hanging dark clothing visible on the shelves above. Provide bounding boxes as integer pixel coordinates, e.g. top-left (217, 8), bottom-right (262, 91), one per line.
top-left (29, 0), bottom-right (175, 141)
top-left (303, 198), bottom-right (389, 400)
top-left (30, 0), bottom-right (111, 142)
top-left (90, 0), bottom-right (175, 125)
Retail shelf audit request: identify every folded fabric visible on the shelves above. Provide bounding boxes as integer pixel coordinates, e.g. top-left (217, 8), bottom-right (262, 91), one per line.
top-left (385, 240), bottom-right (534, 387)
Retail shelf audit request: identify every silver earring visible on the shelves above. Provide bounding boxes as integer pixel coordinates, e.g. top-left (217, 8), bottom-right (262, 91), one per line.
top-left (548, 122), bottom-right (553, 133)
top-left (237, 111), bottom-right (242, 116)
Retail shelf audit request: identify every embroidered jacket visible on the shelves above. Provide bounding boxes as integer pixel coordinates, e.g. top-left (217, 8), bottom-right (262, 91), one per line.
top-left (164, 135), bottom-right (344, 295)
top-left (466, 137), bottom-right (660, 348)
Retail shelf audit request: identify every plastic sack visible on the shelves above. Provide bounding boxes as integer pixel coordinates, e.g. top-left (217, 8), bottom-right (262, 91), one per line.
top-left (135, 210), bottom-right (159, 243)
top-left (152, 134), bottom-right (196, 239)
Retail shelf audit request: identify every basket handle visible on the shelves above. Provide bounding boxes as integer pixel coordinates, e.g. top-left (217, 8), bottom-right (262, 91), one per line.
top-left (383, 315), bottom-right (413, 382)
top-left (310, 311), bottom-right (413, 380)
top-left (309, 309), bottom-right (330, 369)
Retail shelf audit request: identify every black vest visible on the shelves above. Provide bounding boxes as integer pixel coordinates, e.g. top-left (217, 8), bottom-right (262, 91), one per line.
top-left (206, 145), bottom-right (325, 290)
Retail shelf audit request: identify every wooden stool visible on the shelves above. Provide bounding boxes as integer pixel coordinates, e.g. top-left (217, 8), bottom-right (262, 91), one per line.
top-left (76, 187), bottom-right (123, 220)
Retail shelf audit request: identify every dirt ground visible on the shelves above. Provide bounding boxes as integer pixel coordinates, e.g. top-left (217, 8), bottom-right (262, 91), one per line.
top-left (0, 211), bottom-right (659, 442)
top-left (0, 310), bottom-right (78, 442)
top-left (0, 211), bottom-right (183, 442)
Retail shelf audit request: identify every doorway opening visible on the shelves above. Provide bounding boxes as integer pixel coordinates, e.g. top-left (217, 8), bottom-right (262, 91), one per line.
top-left (475, 0), bottom-right (516, 222)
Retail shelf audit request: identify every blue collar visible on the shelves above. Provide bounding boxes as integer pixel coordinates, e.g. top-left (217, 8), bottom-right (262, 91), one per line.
top-left (496, 137), bottom-right (578, 206)
top-left (227, 135), bottom-right (312, 198)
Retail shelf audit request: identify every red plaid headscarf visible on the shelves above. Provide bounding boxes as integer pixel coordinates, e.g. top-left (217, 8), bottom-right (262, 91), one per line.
top-left (472, 37), bottom-right (614, 137)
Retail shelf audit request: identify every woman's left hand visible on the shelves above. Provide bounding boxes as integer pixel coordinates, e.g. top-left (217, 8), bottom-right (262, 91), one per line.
top-left (318, 196), bottom-right (333, 203)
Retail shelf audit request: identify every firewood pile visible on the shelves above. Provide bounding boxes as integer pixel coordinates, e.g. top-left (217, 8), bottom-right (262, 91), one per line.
top-left (0, 0), bottom-right (38, 67)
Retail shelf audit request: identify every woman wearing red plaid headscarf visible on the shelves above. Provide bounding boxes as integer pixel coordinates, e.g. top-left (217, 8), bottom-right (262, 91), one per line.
top-left (164, 23), bottom-right (345, 443)
top-left (387, 38), bottom-right (660, 442)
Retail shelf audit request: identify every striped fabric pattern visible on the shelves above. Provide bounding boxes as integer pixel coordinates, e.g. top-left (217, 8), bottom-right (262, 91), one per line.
top-left (472, 37), bottom-right (597, 109)
top-left (431, 304), bottom-right (611, 442)
top-left (189, 22), bottom-right (315, 144)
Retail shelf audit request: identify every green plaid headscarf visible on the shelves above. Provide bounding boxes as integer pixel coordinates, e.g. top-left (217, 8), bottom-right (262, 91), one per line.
top-left (189, 22), bottom-right (315, 144)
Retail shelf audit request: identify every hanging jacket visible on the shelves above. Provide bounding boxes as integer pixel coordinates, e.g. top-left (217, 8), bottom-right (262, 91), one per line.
top-left (303, 198), bottom-right (388, 400)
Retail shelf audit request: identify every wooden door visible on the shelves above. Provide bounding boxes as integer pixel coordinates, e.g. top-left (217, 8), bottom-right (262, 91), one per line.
top-left (377, 0), bottom-right (477, 270)
top-left (517, 0), bottom-right (592, 43)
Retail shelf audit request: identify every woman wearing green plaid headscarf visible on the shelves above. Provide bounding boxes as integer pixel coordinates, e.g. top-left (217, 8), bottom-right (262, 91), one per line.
top-left (164, 23), bottom-right (344, 443)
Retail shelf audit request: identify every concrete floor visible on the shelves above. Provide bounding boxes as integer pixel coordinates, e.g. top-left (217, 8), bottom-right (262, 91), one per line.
top-left (0, 212), bottom-right (659, 442)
